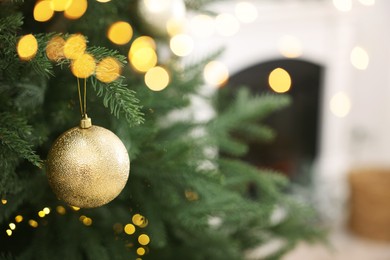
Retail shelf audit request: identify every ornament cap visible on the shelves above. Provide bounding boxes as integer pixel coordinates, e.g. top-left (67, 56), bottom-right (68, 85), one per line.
top-left (80, 115), bottom-right (92, 129)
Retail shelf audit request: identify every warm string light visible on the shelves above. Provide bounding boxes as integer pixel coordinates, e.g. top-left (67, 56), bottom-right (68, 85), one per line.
top-left (144, 66), bottom-right (170, 91)
top-left (46, 36), bottom-right (66, 61)
top-left (118, 213), bottom-right (151, 257)
top-left (4, 205), bottom-right (150, 257)
top-left (63, 34), bottom-right (87, 60)
top-left (107, 21), bottom-right (133, 45)
top-left (350, 46), bottom-right (369, 70)
top-left (44, 34), bottom-right (123, 83)
top-left (268, 68), bottom-right (292, 93)
top-left (330, 92), bottom-right (351, 118)
top-left (4, 204), bottom-right (93, 235)
top-left (79, 215), bottom-right (93, 226)
top-left (234, 1), bottom-right (258, 23)
top-left (33, 0), bottom-right (54, 22)
top-left (4, 206), bottom-right (54, 236)
top-left (45, 34), bottom-right (117, 93)
top-left (215, 13), bottom-right (240, 37)
top-left (278, 35), bottom-right (303, 58)
top-left (51, 0), bottom-right (73, 11)
top-left (3, 203), bottom-right (112, 237)
top-left (184, 189), bottom-right (199, 201)
top-left (64, 0), bottom-right (88, 20)
top-left (170, 33), bottom-right (194, 57)
top-left (128, 36), bottom-right (158, 73)
top-left (190, 14), bottom-right (215, 38)
top-left (56, 205), bottom-right (67, 215)
top-left (17, 34), bottom-right (38, 61)
top-left (33, 0), bottom-right (88, 22)
top-left (96, 57), bottom-right (122, 83)
top-left (203, 60), bottom-right (229, 87)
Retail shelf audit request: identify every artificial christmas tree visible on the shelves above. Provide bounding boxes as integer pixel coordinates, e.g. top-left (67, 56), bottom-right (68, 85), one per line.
top-left (0, 1), bottom-right (323, 259)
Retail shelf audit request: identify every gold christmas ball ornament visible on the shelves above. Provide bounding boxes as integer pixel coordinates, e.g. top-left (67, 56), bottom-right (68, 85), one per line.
top-left (46, 116), bottom-right (130, 208)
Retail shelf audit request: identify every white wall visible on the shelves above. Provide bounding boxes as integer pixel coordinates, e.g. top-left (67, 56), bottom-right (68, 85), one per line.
top-left (191, 0), bottom-right (390, 225)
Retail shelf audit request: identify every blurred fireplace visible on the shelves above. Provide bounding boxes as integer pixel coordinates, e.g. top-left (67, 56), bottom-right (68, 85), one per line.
top-left (226, 59), bottom-right (324, 181)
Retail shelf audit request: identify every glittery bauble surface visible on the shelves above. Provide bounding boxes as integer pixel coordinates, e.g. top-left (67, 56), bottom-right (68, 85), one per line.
top-left (46, 125), bottom-right (130, 208)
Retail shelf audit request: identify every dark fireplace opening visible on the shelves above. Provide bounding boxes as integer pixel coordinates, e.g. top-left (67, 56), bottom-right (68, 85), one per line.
top-left (225, 58), bottom-right (324, 182)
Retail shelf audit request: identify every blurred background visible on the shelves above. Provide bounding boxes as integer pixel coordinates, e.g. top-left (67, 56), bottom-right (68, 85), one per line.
top-left (194, 0), bottom-right (390, 259)
top-left (2, 0), bottom-right (390, 259)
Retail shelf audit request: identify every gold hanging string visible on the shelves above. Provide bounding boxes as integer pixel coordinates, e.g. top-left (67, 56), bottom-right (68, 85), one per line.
top-left (77, 77), bottom-right (88, 118)
top-left (83, 78), bottom-right (87, 117)
top-left (77, 77), bottom-right (92, 128)
top-left (77, 77), bottom-right (84, 116)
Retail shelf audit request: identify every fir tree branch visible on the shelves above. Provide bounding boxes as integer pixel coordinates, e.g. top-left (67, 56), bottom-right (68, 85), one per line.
top-left (207, 88), bottom-right (291, 156)
top-left (91, 77), bottom-right (144, 126)
top-left (87, 46), bottom-right (127, 64)
top-left (0, 128), bottom-right (43, 168)
top-left (0, 112), bottom-right (43, 168)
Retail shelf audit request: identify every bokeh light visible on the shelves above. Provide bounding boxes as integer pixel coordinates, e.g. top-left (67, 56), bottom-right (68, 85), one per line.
top-left (170, 34), bottom-right (194, 57)
top-left (43, 207), bottom-right (51, 214)
top-left (1, 199), bottom-right (7, 204)
top-left (9, 223), bottom-right (16, 230)
top-left (350, 46), bottom-right (369, 70)
top-left (330, 92), bottom-right (351, 117)
top-left (46, 36), bottom-right (65, 61)
top-left (129, 36), bottom-right (157, 73)
top-left (129, 47), bottom-right (157, 73)
top-left (132, 214), bottom-right (146, 226)
top-left (166, 17), bottom-right (186, 36)
top-left (64, 0), bottom-right (88, 20)
top-left (190, 14), bottom-right (215, 38)
top-left (136, 247), bottom-right (146, 256)
top-left (51, 0), bottom-right (73, 11)
top-left (234, 2), bottom-right (258, 23)
top-left (145, 66), bottom-right (170, 91)
top-left (17, 34), bottom-right (38, 61)
top-left (28, 219), bottom-right (38, 228)
top-left (38, 210), bottom-right (45, 218)
top-left (138, 234), bottom-right (150, 245)
top-left (278, 35), bottom-right (303, 58)
top-left (124, 223), bottom-right (136, 235)
top-left (33, 0), bottom-right (54, 22)
top-left (142, 0), bottom-right (167, 13)
top-left (333, 0), bottom-right (352, 12)
top-left (215, 13), bottom-right (240, 37)
top-left (185, 190), bottom-right (199, 201)
top-left (203, 61), bottom-right (229, 87)
top-left (71, 53), bottom-right (96, 78)
top-left (268, 68), bottom-right (292, 93)
top-left (107, 21), bottom-right (133, 45)
top-left (129, 36), bottom-right (156, 56)
top-left (96, 57), bottom-right (121, 83)
top-left (6, 229), bottom-right (12, 236)
top-left (15, 215), bottom-right (23, 223)
top-left (56, 206), bottom-right (66, 215)
top-left (64, 34), bottom-right (87, 59)
top-left (82, 217), bottom-right (93, 226)
top-left (96, 0), bottom-right (111, 2)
